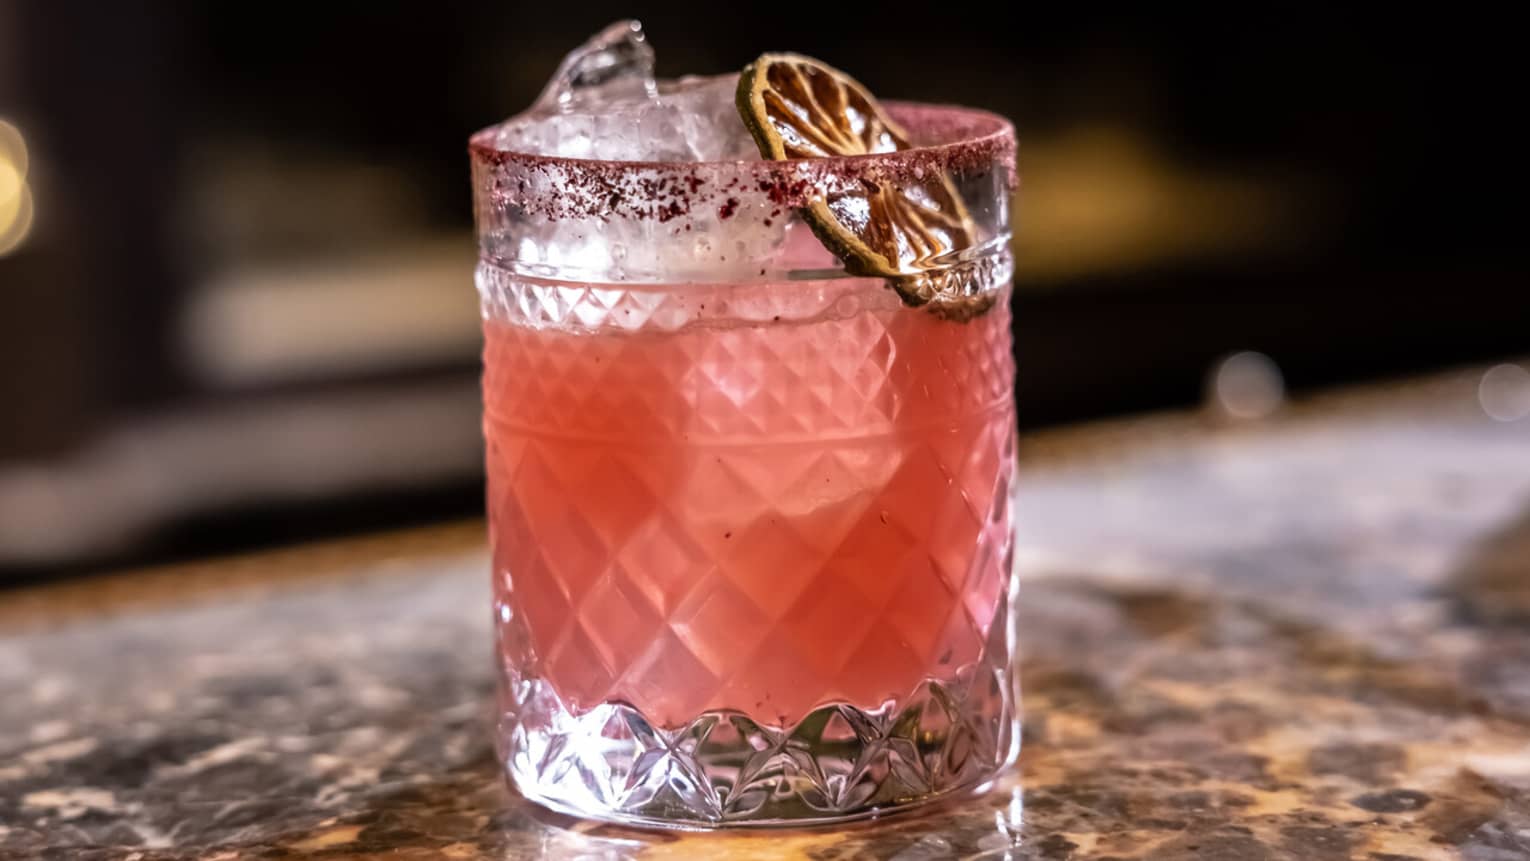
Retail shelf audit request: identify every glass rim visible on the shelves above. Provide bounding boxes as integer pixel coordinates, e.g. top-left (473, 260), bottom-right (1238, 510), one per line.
top-left (469, 102), bottom-right (1015, 220)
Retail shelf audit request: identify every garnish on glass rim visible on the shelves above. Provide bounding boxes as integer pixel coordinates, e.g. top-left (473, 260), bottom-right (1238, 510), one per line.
top-left (737, 53), bottom-right (994, 320)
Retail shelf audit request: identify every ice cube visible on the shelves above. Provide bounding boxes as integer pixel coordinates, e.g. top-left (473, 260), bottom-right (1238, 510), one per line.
top-left (485, 23), bottom-right (789, 282)
top-left (535, 19), bottom-right (657, 112)
top-left (660, 75), bottom-right (760, 161)
top-left (496, 22), bottom-right (755, 163)
top-left (496, 20), bottom-right (661, 158)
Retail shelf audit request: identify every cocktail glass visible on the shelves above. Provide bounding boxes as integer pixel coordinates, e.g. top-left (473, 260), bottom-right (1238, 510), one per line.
top-left (471, 40), bottom-right (1018, 828)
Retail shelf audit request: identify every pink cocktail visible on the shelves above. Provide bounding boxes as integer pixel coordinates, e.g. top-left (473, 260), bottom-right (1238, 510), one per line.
top-left (472, 23), bottom-right (1018, 828)
top-left (485, 264), bottom-right (1014, 729)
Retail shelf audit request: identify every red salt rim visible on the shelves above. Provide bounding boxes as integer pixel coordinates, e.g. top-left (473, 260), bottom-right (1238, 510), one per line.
top-left (469, 102), bottom-right (1014, 225)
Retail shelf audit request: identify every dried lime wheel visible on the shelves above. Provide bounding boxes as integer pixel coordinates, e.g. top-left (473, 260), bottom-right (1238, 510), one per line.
top-left (737, 53), bottom-right (993, 320)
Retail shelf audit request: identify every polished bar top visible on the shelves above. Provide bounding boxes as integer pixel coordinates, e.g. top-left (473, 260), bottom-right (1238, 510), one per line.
top-left (3, 367), bottom-right (1528, 860)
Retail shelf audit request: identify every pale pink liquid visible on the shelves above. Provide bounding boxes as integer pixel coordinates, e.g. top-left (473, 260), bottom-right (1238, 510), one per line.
top-left (485, 278), bottom-right (1015, 729)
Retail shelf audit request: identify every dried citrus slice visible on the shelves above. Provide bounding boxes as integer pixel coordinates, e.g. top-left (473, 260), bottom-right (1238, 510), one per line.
top-left (737, 53), bottom-right (993, 320)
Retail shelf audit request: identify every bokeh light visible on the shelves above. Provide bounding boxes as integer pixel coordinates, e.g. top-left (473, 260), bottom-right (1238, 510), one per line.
top-left (1, 117), bottom-right (34, 257)
top-left (0, 118), bottom-right (26, 176)
top-left (0, 158), bottom-right (22, 221)
top-left (0, 157), bottom-right (22, 205)
top-left (0, 184), bottom-right (33, 258)
top-left (1209, 350), bottom-right (1285, 420)
top-left (1478, 363), bottom-right (1530, 422)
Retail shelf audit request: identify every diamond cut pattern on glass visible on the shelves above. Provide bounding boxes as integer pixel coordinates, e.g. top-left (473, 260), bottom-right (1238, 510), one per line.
top-left (484, 270), bottom-right (1018, 824)
top-left (499, 594), bottom-right (1017, 826)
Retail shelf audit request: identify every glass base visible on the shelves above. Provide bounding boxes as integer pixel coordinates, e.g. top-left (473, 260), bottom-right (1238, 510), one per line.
top-left (497, 661), bottom-right (1018, 828)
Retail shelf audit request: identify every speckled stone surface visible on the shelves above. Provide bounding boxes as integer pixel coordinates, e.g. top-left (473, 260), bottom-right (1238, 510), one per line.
top-left (3, 368), bottom-right (1529, 860)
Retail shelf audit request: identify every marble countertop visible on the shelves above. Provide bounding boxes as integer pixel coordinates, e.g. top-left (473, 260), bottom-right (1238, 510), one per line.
top-left (3, 367), bottom-right (1529, 860)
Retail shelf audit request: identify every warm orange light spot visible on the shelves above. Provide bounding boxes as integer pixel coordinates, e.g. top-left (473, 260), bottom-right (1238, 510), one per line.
top-left (1, 117), bottom-right (34, 257)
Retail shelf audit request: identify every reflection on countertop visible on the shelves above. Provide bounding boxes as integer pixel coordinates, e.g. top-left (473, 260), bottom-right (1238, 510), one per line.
top-left (2, 365), bottom-right (1529, 859)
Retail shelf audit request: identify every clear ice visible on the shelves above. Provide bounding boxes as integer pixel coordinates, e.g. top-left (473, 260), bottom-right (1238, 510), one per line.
top-left (496, 20), bottom-right (758, 162)
top-left (483, 21), bottom-right (796, 282)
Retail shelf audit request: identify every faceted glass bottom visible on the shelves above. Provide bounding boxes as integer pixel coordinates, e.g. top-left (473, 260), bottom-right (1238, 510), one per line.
top-left (495, 594), bottom-right (1018, 828)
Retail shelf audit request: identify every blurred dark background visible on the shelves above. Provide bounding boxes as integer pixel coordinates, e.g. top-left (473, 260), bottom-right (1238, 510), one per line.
top-left (1, 3), bottom-right (1525, 573)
